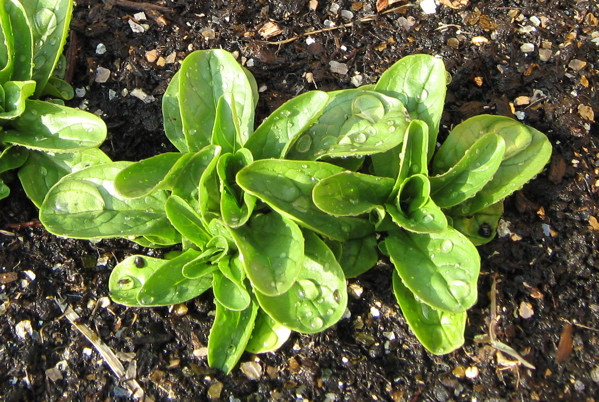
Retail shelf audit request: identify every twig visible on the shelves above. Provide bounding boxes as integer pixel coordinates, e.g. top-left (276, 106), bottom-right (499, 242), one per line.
top-left (55, 299), bottom-right (146, 400)
top-left (265, 4), bottom-right (413, 46)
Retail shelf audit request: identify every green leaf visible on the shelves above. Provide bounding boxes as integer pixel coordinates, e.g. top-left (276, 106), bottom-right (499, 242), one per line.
top-left (430, 133), bottom-right (505, 208)
top-left (136, 249), bottom-right (213, 306)
top-left (211, 93), bottom-right (241, 154)
top-left (0, 145), bottom-right (29, 173)
top-left (392, 271), bottom-right (466, 354)
top-left (208, 299), bottom-right (259, 374)
top-left (0, 180), bottom-right (9, 200)
top-left (18, 148), bottom-right (111, 207)
top-left (216, 149), bottom-right (255, 228)
top-left (2, 100), bottom-right (106, 151)
top-left (0, 80), bottom-right (36, 120)
top-left (40, 76), bottom-right (74, 100)
top-left (0, 3), bottom-right (15, 84)
top-left (39, 161), bottom-right (179, 242)
top-left (433, 115), bottom-right (532, 173)
top-left (213, 258), bottom-right (251, 312)
top-left (22, 0), bottom-right (73, 98)
top-left (335, 235), bottom-right (378, 278)
top-left (229, 212), bottom-right (304, 296)
top-left (5, 0), bottom-right (33, 81)
top-left (285, 90), bottom-right (410, 160)
top-left (114, 152), bottom-right (190, 198)
top-left (387, 174), bottom-right (447, 234)
top-left (395, 119), bottom-right (430, 185)
top-left (162, 71), bottom-right (187, 152)
top-left (375, 54), bottom-right (447, 158)
top-left (255, 232), bottom-right (348, 334)
top-left (109, 255), bottom-right (166, 306)
top-left (178, 50), bottom-right (255, 151)
top-left (385, 226), bottom-right (480, 313)
top-left (452, 125), bottom-right (552, 215)
top-left (172, 145), bottom-right (221, 205)
top-left (237, 159), bottom-right (374, 241)
top-left (312, 171), bottom-right (394, 216)
top-left (245, 90), bottom-right (329, 159)
top-left (246, 309), bottom-right (291, 354)
top-left (450, 200), bottom-right (504, 246)
top-left (165, 195), bottom-right (212, 249)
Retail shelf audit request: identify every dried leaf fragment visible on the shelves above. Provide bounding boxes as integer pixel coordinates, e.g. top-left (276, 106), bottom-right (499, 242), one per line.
top-left (589, 216), bottom-right (599, 231)
top-left (578, 104), bottom-right (594, 121)
top-left (259, 21), bottom-right (283, 39)
top-left (438, 0), bottom-right (469, 9)
top-left (555, 323), bottom-right (573, 363)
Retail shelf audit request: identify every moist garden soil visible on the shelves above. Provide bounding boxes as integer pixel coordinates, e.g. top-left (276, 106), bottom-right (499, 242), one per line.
top-left (1, 0), bottom-right (598, 400)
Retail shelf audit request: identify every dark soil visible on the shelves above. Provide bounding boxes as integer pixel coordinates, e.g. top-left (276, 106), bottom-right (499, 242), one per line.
top-left (1, 0), bottom-right (598, 400)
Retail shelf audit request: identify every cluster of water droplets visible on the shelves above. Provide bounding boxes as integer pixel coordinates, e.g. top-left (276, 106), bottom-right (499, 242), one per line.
top-left (293, 278), bottom-right (341, 331)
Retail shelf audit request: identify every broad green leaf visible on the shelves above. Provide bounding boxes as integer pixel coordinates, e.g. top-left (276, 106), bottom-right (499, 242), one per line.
top-left (392, 271), bottom-right (466, 354)
top-left (246, 309), bottom-right (291, 354)
top-left (39, 161), bottom-right (179, 241)
top-left (136, 249), bottom-right (213, 306)
top-left (208, 299), bottom-right (259, 374)
top-left (18, 148), bottom-right (111, 207)
top-left (375, 54), bottom-right (446, 158)
top-left (109, 255), bottom-right (165, 306)
top-left (216, 149), bottom-right (255, 228)
top-left (212, 93), bottom-right (241, 154)
top-left (0, 80), bottom-right (36, 120)
top-left (430, 133), bottom-right (505, 208)
top-left (165, 195), bottom-right (212, 249)
top-left (432, 115), bottom-right (533, 173)
top-left (0, 145), bottom-right (28, 173)
top-left (181, 241), bottom-right (225, 278)
top-left (0, 3), bottom-right (14, 84)
top-left (450, 200), bottom-right (504, 246)
top-left (162, 71), bottom-right (187, 152)
top-left (22, 0), bottom-right (73, 97)
top-left (40, 76), bottom-right (74, 99)
top-left (2, 100), bottom-right (106, 151)
top-left (255, 232), bottom-right (348, 334)
top-left (336, 235), bottom-right (378, 278)
top-left (5, 0), bottom-right (33, 81)
top-left (0, 180), bottom-right (9, 199)
top-left (115, 153), bottom-right (190, 198)
top-left (179, 50), bottom-right (255, 151)
top-left (172, 145), bottom-right (221, 205)
top-left (245, 90), bottom-right (329, 159)
top-left (213, 258), bottom-right (251, 311)
top-left (385, 227), bottom-right (480, 313)
top-left (313, 171), bottom-right (394, 216)
top-left (285, 90), bottom-right (410, 160)
top-left (451, 125), bottom-right (552, 215)
top-left (198, 146), bottom-right (222, 225)
top-left (396, 119), bottom-right (429, 184)
top-left (387, 174), bottom-right (447, 233)
top-left (229, 212), bottom-right (304, 296)
top-left (237, 160), bottom-right (374, 241)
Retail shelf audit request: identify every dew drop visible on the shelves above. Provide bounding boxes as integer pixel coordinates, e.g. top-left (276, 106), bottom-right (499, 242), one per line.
top-left (449, 280), bottom-right (471, 300)
top-left (291, 197), bottom-right (310, 213)
top-left (117, 275), bottom-right (136, 290)
top-left (278, 184), bottom-right (300, 202)
top-left (353, 132), bottom-right (367, 144)
top-left (295, 135), bottom-right (312, 153)
top-left (440, 239), bottom-right (454, 253)
top-left (297, 279), bottom-right (320, 300)
top-left (280, 110), bottom-right (291, 117)
top-left (39, 167), bottom-right (48, 176)
top-left (139, 294), bottom-right (155, 305)
top-left (310, 317), bottom-right (324, 330)
top-left (226, 344), bottom-right (237, 355)
top-left (333, 289), bottom-right (340, 303)
top-left (320, 135), bottom-right (337, 148)
top-left (419, 88), bottom-right (429, 101)
top-left (388, 126), bottom-right (396, 132)
top-left (326, 309), bottom-right (334, 316)
top-left (421, 214), bottom-right (434, 223)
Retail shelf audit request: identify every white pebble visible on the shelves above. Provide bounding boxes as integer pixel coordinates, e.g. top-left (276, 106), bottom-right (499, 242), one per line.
top-left (341, 10), bottom-right (354, 20)
top-left (130, 88), bottom-right (155, 103)
top-left (520, 43), bottom-right (535, 53)
top-left (15, 320), bottom-right (33, 339)
top-left (350, 74), bottom-right (363, 87)
top-left (329, 60), bottom-right (348, 75)
top-left (75, 87), bottom-right (86, 97)
top-left (95, 43), bottom-right (106, 55)
top-left (420, 0), bottom-right (437, 14)
top-left (128, 19), bottom-right (145, 33)
top-left (306, 36), bottom-right (316, 45)
top-left (529, 16), bottom-right (541, 26)
top-left (370, 306), bottom-right (380, 318)
top-left (95, 67), bottom-right (111, 83)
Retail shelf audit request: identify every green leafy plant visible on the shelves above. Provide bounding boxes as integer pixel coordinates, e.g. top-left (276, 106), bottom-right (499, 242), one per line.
top-left (39, 49), bottom-right (551, 372)
top-left (0, 0), bottom-right (107, 203)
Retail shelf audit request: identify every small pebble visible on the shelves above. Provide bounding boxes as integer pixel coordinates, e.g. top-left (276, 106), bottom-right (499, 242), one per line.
top-left (130, 88), bottom-right (155, 103)
top-left (341, 10), bottom-right (354, 20)
top-left (370, 306), bottom-right (380, 318)
top-left (520, 43), bottom-right (535, 53)
top-left (397, 16), bottom-right (416, 31)
top-left (108, 89), bottom-right (117, 100)
top-left (519, 301), bottom-right (534, 319)
top-left (306, 36), bottom-right (316, 45)
top-left (420, 0), bottom-right (437, 14)
top-left (329, 60), bottom-right (349, 75)
top-left (95, 67), bottom-right (111, 83)
top-left (145, 49), bottom-right (158, 63)
top-left (447, 37), bottom-right (460, 49)
top-left (75, 87), bottom-right (86, 97)
top-left (538, 48), bottom-right (552, 62)
top-left (207, 381), bottom-right (223, 399)
top-left (324, 19), bottom-right (335, 28)
top-left (465, 366), bottom-right (479, 379)
top-left (15, 320), bottom-right (33, 339)
top-left (133, 12), bottom-right (146, 21)
top-left (193, 347), bottom-right (208, 358)
top-left (350, 73), bottom-right (363, 87)
top-left (574, 380), bottom-right (585, 392)
top-left (349, 283), bottom-right (363, 298)
top-left (240, 361), bottom-right (262, 380)
top-left (529, 16), bottom-right (541, 26)
top-left (329, 3), bottom-right (340, 13)
top-left (568, 59), bottom-right (587, 71)
top-left (128, 19), bottom-right (145, 33)
top-left (590, 366), bottom-right (599, 382)
top-left (45, 367), bottom-right (63, 382)
top-left (95, 43), bottom-right (106, 55)
top-left (201, 28), bottom-right (216, 40)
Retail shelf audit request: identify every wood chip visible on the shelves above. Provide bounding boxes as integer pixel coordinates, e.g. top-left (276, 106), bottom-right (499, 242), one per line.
top-left (438, 0), bottom-right (470, 9)
top-left (471, 36), bottom-right (489, 45)
top-left (0, 272), bottom-right (18, 284)
top-left (308, 0), bottom-right (318, 11)
top-left (548, 153), bottom-right (566, 184)
top-left (514, 95), bottom-right (530, 106)
top-left (258, 21), bottom-right (283, 39)
top-left (589, 216), bottom-right (599, 231)
top-left (555, 323), bottom-right (573, 363)
top-left (145, 49), bottom-right (158, 63)
top-left (578, 104), bottom-right (594, 121)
